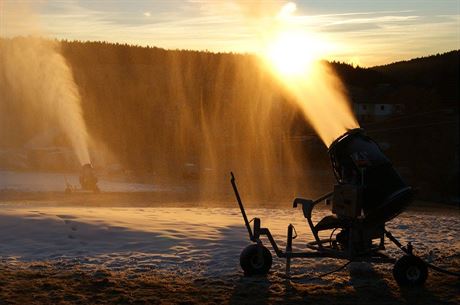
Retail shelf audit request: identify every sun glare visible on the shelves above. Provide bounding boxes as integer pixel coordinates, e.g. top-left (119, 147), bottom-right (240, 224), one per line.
top-left (260, 2), bottom-right (334, 79)
top-left (264, 30), bottom-right (321, 78)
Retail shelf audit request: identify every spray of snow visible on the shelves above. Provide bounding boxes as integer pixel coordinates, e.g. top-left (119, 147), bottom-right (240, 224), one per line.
top-left (0, 3), bottom-right (90, 165)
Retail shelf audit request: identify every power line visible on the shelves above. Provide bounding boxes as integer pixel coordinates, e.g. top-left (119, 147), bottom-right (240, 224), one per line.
top-left (366, 120), bottom-right (458, 134)
top-left (362, 108), bottom-right (457, 128)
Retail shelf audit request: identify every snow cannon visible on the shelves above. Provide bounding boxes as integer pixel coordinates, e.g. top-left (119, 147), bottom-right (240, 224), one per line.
top-left (231, 128), bottom-right (434, 287)
top-left (328, 128), bottom-right (413, 225)
top-left (79, 163), bottom-right (99, 192)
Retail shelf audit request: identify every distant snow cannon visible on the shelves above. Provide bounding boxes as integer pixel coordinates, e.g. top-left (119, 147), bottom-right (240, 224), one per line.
top-left (231, 128), bottom-right (438, 287)
top-left (79, 163), bottom-right (99, 192)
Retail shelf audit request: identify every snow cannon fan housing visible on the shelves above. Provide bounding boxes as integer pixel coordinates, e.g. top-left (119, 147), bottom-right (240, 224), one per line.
top-left (79, 163), bottom-right (99, 192)
top-left (328, 128), bottom-right (413, 224)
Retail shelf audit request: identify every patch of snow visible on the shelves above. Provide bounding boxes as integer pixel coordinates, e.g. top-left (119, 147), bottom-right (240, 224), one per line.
top-left (0, 205), bottom-right (458, 279)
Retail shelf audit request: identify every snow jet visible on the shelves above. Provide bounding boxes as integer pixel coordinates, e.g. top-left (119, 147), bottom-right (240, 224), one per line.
top-left (0, 3), bottom-right (90, 165)
top-left (267, 60), bottom-right (360, 147)
top-left (259, 2), bottom-right (359, 147)
top-left (226, 0), bottom-right (359, 146)
top-left (0, 37), bottom-right (91, 165)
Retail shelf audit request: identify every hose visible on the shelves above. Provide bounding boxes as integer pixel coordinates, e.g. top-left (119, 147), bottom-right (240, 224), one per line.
top-left (315, 260), bottom-right (351, 279)
top-left (426, 262), bottom-right (460, 277)
top-left (288, 260), bottom-right (351, 283)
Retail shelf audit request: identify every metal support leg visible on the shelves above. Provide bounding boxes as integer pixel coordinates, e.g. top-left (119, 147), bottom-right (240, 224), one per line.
top-left (286, 224), bottom-right (294, 276)
top-left (385, 230), bottom-right (411, 255)
top-left (379, 234), bottom-right (385, 250)
top-left (348, 228), bottom-right (354, 259)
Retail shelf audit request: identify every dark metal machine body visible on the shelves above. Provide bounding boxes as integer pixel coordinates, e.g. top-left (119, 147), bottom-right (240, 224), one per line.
top-left (232, 128), bottom-right (426, 284)
top-left (79, 163), bottom-right (99, 192)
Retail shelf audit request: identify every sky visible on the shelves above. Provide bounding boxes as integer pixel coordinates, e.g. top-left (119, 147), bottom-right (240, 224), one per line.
top-left (1, 0), bottom-right (459, 66)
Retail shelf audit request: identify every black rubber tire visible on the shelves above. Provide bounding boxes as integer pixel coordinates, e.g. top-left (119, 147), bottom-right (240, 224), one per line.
top-left (240, 244), bottom-right (272, 276)
top-left (393, 255), bottom-right (428, 287)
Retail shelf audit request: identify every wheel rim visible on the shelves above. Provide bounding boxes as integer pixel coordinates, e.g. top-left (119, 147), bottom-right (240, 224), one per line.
top-left (250, 254), bottom-right (264, 269)
top-left (406, 266), bottom-right (421, 282)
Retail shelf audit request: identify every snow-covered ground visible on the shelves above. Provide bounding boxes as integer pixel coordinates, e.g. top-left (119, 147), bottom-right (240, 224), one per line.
top-left (0, 205), bottom-right (458, 279)
top-left (0, 171), bottom-right (459, 304)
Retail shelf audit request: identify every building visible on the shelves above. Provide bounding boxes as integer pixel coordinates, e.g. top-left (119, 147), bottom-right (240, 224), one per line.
top-left (353, 103), bottom-right (405, 122)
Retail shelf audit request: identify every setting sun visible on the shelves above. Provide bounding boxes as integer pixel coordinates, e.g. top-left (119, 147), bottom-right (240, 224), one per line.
top-left (264, 30), bottom-right (318, 77)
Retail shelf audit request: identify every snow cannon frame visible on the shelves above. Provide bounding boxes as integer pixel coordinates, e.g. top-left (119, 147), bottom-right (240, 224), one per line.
top-left (231, 129), bottom-right (428, 287)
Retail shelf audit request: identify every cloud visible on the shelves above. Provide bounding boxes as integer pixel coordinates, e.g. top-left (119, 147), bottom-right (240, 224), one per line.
top-left (3, 0), bottom-right (459, 66)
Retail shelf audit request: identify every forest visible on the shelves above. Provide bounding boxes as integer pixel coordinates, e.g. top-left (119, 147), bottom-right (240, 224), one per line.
top-left (0, 38), bottom-right (458, 202)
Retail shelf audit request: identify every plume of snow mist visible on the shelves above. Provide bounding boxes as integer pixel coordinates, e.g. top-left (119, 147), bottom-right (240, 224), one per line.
top-left (258, 2), bottom-right (360, 147)
top-left (1, 37), bottom-right (91, 165)
top-left (0, 2), bottom-right (91, 165)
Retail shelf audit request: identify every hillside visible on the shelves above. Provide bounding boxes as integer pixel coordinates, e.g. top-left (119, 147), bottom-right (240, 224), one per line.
top-left (0, 38), bottom-right (458, 202)
top-left (372, 51), bottom-right (460, 108)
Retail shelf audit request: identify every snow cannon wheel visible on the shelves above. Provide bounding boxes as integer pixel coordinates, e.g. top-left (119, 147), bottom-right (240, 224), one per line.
top-left (240, 244), bottom-right (272, 276)
top-left (393, 255), bottom-right (428, 287)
